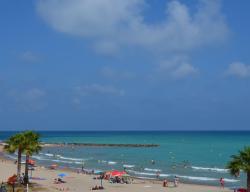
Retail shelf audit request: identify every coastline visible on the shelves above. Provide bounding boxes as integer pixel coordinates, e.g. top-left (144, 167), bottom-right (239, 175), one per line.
top-left (0, 144), bottom-right (232, 192)
top-left (41, 143), bottom-right (160, 148)
top-left (1, 141), bottom-right (160, 148)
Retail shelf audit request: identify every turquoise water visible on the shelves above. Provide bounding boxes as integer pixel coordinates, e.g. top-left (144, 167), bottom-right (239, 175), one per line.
top-left (1, 131), bottom-right (249, 187)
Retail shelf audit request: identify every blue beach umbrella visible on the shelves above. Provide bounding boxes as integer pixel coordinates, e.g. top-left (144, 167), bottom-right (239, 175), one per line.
top-left (58, 173), bottom-right (67, 178)
top-left (94, 170), bottom-right (104, 175)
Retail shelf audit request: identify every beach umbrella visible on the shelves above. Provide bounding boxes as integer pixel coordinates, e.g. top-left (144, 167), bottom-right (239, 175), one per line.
top-left (93, 170), bottom-right (105, 187)
top-left (110, 170), bottom-right (126, 177)
top-left (7, 175), bottom-right (17, 184)
top-left (28, 159), bottom-right (35, 166)
top-left (94, 170), bottom-right (104, 175)
top-left (110, 170), bottom-right (120, 176)
top-left (7, 175), bottom-right (17, 192)
top-left (58, 173), bottom-right (67, 178)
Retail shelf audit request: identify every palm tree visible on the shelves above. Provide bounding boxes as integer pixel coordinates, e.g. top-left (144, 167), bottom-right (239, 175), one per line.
top-left (22, 131), bottom-right (42, 185)
top-left (4, 133), bottom-right (25, 184)
top-left (227, 146), bottom-right (250, 192)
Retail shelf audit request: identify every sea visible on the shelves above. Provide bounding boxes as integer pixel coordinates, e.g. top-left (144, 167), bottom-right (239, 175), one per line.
top-left (0, 131), bottom-right (249, 188)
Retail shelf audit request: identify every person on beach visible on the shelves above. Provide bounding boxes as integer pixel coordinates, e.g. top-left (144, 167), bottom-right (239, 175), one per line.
top-left (156, 171), bottom-right (160, 179)
top-left (219, 177), bottom-right (224, 188)
top-left (81, 162), bottom-right (85, 172)
top-left (163, 179), bottom-right (168, 187)
top-left (174, 176), bottom-right (179, 187)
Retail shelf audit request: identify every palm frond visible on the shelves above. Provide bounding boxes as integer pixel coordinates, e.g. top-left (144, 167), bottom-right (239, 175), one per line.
top-left (228, 146), bottom-right (250, 176)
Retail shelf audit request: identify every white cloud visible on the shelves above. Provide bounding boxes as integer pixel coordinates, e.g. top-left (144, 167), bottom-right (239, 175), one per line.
top-left (74, 84), bottom-right (125, 96)
top-left (171, 63), bottom-right (199, 79)
top-left (156, 56), bottom-right (199, 79)
top-left (37, 0), bottom-right (228, 54)
top-left (225, 62), bottom-right (250, 78)
top-left (93, 41), bottom-right (120, 56)
top-left (19, 51), bottom-right (39, 63)
top-left (72, 84), bottom-right (124, 107)
top-left (8, 88), bottom-right (47, 112)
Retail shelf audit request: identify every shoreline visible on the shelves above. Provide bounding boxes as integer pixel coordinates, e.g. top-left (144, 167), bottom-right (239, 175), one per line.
top-left (0, 145), bottom-right (233, 192)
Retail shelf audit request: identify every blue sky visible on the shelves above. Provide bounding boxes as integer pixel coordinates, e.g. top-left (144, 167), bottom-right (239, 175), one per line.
top-left (0, 0), bottom-right (250, 131)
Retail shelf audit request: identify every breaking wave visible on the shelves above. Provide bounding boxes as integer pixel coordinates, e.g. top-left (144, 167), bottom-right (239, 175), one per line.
top-left (191, 166), bottom-right (229, 173)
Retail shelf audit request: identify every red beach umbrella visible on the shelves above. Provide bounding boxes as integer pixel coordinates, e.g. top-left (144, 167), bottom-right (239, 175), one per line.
top-left (7, 174), bottom-right (17, 185)
top-left (110, 170), bottom-right (126, 177)
top-left (28, 159), bottom-right (35, 165)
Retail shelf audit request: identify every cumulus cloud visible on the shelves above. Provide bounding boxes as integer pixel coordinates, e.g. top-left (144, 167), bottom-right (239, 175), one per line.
top-left (8, 88), bottom-right (47, 112)
top-left (171, 63), bottom-right (199, 79)
top-left (19, 51), bottom-right (40, 63)
top-left (157, 56), bottom-right (199, 79)
top-left (37, 0), bottom-right (228, 54)
top-left (225, 62), bottom-right (250, 78)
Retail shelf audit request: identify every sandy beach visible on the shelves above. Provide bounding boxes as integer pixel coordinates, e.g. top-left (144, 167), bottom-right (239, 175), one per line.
top-left (0, 145), bottom-right (231, 192)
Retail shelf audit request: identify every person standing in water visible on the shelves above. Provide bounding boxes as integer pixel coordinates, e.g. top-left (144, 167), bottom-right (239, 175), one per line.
top-left (220, 177), bottom-right (225, 188)
top-left (81, 161), bottom-right (85, 173)
top-left (156, 171), bottom-right (160, 179)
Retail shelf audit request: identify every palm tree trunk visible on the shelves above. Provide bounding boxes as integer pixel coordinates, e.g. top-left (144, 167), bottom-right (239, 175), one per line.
top-left (24, 154), bottom-right (29, 185)
top-left (247, 172), bottom-right (250, 192)
top-left (17, 149), bottom-right (22, 183)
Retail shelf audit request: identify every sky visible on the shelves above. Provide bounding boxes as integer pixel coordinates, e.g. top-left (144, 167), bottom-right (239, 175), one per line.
top-left (0, 0), bottom-right (250, 131)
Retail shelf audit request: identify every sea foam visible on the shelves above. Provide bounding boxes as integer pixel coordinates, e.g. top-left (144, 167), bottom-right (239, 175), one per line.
top-left (175, 175), bottom-right (239, 183)
top-left (123, 164), bottom-right (135, 168)
top-left (127, 169), bottom-right (239, 183)
top-left (108, 161), bottom-right (117, 165)
top-left (144, 168), bottom-right (161, 172)
top-left (191, 166), bottom-right (229, 173)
